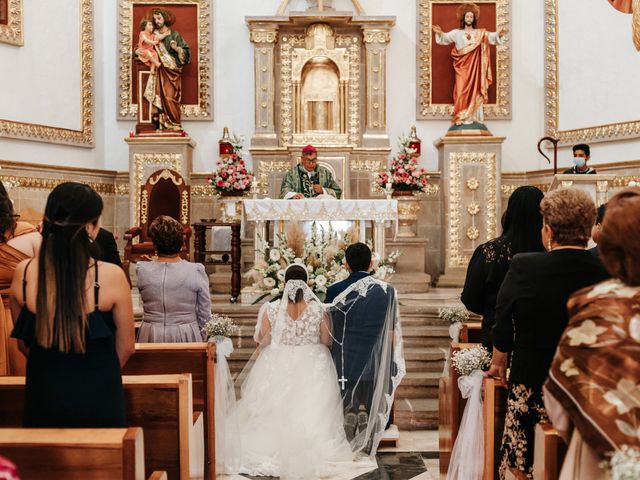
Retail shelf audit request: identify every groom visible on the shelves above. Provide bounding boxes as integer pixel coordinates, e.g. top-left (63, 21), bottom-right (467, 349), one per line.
top-left (326, 243), bottom-right (395, 443)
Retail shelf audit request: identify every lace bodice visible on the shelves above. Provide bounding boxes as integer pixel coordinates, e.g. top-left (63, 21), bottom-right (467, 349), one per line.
top-left (267, 301), bottom-right (324, 346)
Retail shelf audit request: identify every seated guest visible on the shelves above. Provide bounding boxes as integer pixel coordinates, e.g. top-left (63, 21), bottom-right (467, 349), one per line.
top-left (488, 188), bottom-right (609, 479)
top-left (544, 187), bottom-right (640, 479)
top-left (0, 195), bottom-right (41, 375)
top-left (588, 202), bottom-right (606, 257)
top-left (137, 215), bottom-right (211, 342)
top-left (563, 143), bottom-right (597, 174)
top-left (94, 227), bottom-right (123, 267)
top-left (10, 182), bottom-right (134, 427)
top-left (461, 186), bottom-right (545, 350)
top-left (279, 145), bottom-right (342, 199)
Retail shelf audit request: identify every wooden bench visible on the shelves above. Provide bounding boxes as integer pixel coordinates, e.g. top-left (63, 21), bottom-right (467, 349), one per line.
top-left (0, 374), bottom-right (204, 480)
top-left (533, 422), bottom-right (566, 480)
top-left (460, 321), bottom-right (483, 343)
top-left (482, 377), bottom-right (508, 480)
top-left (122, 343), bottom-right (215, 479)
top-left (0, 427), bottom-right (167, 480)
top-left (438, 342), bottom-right (481, 476)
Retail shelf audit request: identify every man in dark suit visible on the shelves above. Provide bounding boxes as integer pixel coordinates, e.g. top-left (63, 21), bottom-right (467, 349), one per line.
top-left (93, 228), bottom-right (123, 267)
top-left (326, 243), bottom-right (395, 442)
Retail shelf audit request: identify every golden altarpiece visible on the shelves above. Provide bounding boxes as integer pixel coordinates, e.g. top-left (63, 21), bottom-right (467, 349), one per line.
top-left (246, 0), bottom-right (395, 200)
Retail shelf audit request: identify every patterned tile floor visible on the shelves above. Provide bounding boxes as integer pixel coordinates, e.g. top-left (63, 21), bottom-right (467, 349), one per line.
top-left (219, 430), bottom-right (440, 480)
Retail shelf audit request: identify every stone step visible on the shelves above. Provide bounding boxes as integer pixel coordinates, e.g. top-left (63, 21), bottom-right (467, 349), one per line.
top-left (396, 372), bottom-right (440, 399)
top-left (395, 398), bottom-right (439, 430)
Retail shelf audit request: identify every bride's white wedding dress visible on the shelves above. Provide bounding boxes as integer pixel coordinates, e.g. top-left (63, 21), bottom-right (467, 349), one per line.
top-left (224, 292), bottom-right (361, 478)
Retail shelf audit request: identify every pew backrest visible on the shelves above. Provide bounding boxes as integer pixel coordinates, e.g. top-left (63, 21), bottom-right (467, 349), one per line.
top-left (533, 422), bottom-right (566, 480)
top-left (122, 342), bottom-right (215, 479)
top-left (0, 374), bottom-right (204, 480)
top-left (0, 427), bottom-right (145, 480)
top-left (483, 377), bottom-right (508, 480)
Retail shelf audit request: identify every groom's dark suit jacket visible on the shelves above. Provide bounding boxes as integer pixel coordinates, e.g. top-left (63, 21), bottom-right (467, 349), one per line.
top-left (326, 271), bottom-right (393, 382)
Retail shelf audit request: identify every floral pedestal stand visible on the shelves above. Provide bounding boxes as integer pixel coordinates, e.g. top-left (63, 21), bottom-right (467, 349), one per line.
top-left (393, 190), bottom-right (421, 237)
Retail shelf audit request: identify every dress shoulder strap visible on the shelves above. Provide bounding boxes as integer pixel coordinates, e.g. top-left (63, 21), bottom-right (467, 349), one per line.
top-left (93, 261), bottom-right (100, 311)
top-left (22, 258), bottom-right (34, 307)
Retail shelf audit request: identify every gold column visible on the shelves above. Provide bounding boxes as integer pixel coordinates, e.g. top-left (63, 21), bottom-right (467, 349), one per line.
top-left (249, 24), bottom-right (279, 146)
top-left (362, 27), bottom-right (392, 148)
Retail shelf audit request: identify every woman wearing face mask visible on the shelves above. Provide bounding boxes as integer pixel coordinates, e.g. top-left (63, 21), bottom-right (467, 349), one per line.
top-left (563, 143), bottom-right (597, 174)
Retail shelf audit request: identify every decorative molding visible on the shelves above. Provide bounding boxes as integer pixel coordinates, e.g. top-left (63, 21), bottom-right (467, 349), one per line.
top-left (118, 0), bottom-right (213, 121)
top-left (0, 175), bottom-right (118, 195)
top-left (0, 0), bottom-right (23, 46)
top-left (0, 0), bottom-right (94, 146)
top-left (448, 152), bottom-right (497, 268)
top-left (362, 29), bottom-right (390, 44)
top-left (544, 0), bottom-right (640, 143)
top-left (133, 153), bottom-right (183, 224)
top-left (417, 0), bottom-right (512, 120)
top-left (250, 30), bottom-right (278, 43)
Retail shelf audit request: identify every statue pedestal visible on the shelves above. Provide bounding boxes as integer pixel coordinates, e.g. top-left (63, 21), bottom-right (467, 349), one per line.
top-left (124, 136), bottom-right (195, 225)
top-left (435, 135), bottom-right (504, 287)
top-left (386, 237), bottom-right (431, 293)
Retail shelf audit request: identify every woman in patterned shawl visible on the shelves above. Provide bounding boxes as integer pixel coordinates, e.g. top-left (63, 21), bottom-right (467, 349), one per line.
top-left (545, 187), bottom-right (640, 478)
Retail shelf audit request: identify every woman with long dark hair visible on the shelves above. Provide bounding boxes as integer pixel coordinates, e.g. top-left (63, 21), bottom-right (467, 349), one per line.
top-left (461, 186), bottom-right (546, 349)
top-left (10, 182), bottom-right (134, 427)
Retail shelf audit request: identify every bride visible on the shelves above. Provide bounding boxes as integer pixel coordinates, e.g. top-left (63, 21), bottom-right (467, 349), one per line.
top-left (220, 264), bottom-right (364, 478)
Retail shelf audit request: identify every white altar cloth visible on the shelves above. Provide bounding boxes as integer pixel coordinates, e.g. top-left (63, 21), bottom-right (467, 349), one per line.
top-left (243, 199), bottom-right (398, 261)
top-left (243, 199), bottom-right (398, 222)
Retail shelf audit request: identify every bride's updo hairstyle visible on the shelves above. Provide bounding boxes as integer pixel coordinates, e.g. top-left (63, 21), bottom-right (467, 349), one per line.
top-left (284, 264), bottom-right (308, 303)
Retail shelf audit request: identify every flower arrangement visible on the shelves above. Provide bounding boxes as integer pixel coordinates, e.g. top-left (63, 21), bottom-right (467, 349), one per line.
top-left (605, 446), bottom-right (640, 480)
top-left (247, 222), bottom-right (401, 301)
top-left (202, 313), bottom-right (239, 339)
top-left (376, 133), bottom-right (429, 192)
top-left (452, 345), bottom-right (492, 376)
top-left (439, 306), bottom-right (471, 325)
top-left (207, 133), bottom-right (254, 194)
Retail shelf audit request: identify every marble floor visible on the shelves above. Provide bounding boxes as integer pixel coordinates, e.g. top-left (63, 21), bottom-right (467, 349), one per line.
top-left (218, 430), bottom-right (440, 480)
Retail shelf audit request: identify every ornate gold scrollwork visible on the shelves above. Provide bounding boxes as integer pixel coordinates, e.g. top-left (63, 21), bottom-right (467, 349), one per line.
top-left (0, 0), bottom-right (23, 46)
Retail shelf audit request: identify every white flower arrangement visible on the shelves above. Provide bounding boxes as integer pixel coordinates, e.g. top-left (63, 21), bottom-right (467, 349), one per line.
top-left (605, 445), bottom-right (640, 480)
top-left (439, 306), bottom-right (471, 325)
top-left (247, 222), bottom-right (401, 301)
top-left (452, 345), bottom-right (492, 377)
top-left (202, 313), bottom-right (239, 339)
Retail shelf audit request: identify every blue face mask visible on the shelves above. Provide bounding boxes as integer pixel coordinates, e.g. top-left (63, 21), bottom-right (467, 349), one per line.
top-left (573, 157), bottom-right (586, 168)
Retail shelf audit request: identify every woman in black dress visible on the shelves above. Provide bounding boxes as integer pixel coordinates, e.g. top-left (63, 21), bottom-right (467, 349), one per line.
top-left (488, 188), bottom-right (610, 479)
top-left (11, 182), bottom-right (135, 427)
top-left (461, 186), bottom-right (545, 349)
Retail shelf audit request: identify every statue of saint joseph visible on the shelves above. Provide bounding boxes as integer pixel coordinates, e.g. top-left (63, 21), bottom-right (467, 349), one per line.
top-left (433, 3), bottom-right (507, 126)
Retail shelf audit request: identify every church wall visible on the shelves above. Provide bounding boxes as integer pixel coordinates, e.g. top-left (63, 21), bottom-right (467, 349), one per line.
top-left (1, 0), bottom-right (639, 173)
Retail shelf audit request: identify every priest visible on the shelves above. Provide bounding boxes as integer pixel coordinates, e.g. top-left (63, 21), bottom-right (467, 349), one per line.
top-left (279, 145), bottom-right (342, 199)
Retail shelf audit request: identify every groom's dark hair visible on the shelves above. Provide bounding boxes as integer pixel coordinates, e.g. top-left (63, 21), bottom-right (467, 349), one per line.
top-left (345, 242), bottom-right (372, 272)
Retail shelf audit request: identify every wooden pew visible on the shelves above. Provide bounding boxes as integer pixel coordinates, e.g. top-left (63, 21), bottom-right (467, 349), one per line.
top-left (533, 422), bottom-right (566, 480)
top-left (460, 321), bottom-right (483, 343)
top-left (0, 427), bottom-right (167, 480)
top-left (439, 342), bottom-right (480, 477)
top-left (0, 374), bottom-right (204, 480)
top-left (482, 377), bottom-right (508, 480)
top-left (122, 342), bottom-right (215, 479)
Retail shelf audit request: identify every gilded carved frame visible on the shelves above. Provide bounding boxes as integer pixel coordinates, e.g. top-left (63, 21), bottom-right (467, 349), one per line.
top-left (117, 0), bottom-right (213, 121)
top-left (0, 0), bottom-right (94, 147)
top-left (280, 33), bottom-right (361, 146)
top-left (544, 0), bottom-right (640, 143)
top-left (416, 0), bottom-right (511, 120)
top-left (0, 0), bottom-right (23, 46)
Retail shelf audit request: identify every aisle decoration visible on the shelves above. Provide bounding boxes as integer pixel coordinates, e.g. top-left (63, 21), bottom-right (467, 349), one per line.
top-left (446, 345), bottom-right (492, 480)
top-left (439, 305), bottom-right (471, 343)
top-left (605, 445), bottom-right (640, 480)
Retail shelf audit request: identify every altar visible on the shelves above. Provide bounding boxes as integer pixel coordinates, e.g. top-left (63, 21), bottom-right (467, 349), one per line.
top-left (243, 198), bottom-right (398, 262)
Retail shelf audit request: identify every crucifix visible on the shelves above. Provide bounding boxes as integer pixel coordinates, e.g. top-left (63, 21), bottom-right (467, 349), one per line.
top-left (338, 375), bottom-right (348, 391)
